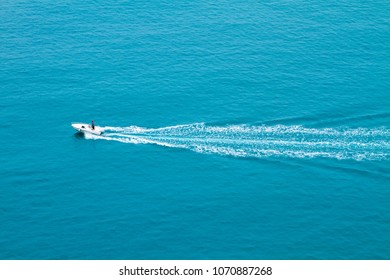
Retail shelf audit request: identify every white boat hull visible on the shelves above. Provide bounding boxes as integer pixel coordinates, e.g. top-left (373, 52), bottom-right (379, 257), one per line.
top-left (72, 123), bottom-right (103, 135)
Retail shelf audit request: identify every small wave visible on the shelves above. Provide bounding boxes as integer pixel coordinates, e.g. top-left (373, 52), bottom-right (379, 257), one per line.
top-left (87, 123), bottom-right (390, 161)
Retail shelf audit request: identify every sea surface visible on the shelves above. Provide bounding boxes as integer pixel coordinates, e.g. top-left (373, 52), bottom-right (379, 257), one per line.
top-left (1, 0), bottom-right (389, 259)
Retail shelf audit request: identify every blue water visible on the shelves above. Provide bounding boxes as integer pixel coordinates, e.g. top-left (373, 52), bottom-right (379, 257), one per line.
top-left (1, 0), bottom-right (389, 259)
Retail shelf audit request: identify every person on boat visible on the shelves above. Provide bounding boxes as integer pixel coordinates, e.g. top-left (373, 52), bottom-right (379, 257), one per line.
top-left (91, 120), bottom-right (95, 130)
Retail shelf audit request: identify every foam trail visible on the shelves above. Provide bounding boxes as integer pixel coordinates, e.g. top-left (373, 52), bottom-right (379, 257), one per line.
top-left (86, 123), bottom-right (390, 161)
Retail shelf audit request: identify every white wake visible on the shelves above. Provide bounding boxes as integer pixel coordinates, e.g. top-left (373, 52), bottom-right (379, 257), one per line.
top-left (83, 123), bottom-right (390, 161)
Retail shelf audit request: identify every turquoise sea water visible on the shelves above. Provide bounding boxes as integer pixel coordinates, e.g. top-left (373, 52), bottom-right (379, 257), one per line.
top-left (1, 1), bottom-right (389, 259)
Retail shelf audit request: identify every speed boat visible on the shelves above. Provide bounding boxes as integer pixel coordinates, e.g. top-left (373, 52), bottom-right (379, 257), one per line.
top-left (71, 123), bottom-right (104, 135)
